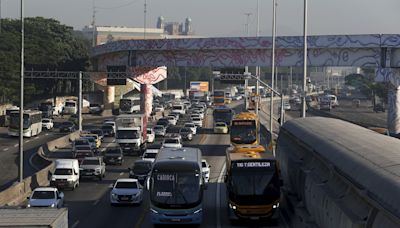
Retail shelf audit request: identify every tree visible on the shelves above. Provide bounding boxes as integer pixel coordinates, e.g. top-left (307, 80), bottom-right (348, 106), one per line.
top-left (0, 17), bottom-right (91, 104)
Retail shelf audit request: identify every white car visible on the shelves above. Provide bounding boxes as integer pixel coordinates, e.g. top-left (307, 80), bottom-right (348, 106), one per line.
top-left (191, 114), bottom-right (201, 120)
top-left (202, 159), bottom-right (211, 183)
top-left (27, 187), bottom-right (64, 208)
top-left (191, 110), bottom-right (204, 119)
top-left (191, 117), bottom-right (203, 128)
top-left (166, 116), bottom-right (177, 126)
top-left (283, 102), bottom-right (291, 111)
top-left (184, 122), bottom-right (197, 135)
top-left (169, 112), bottom-right (180, 121)
top-left (147, 128), bottom-right (155, 143)
top-left (154, 105), bottom-right (164, 112)
top-left (103, 120), bottom-right (116, 133)
top-left (42, 118), bottom-right (54, 130)
top-left (142, 148), bottom-right (159, 163)
top-left (162, 138), bottom-right (182, 149)
top-left (110, 179), bottom-right (143, 205)
top-left (153, 125), bottom-right (166, 137)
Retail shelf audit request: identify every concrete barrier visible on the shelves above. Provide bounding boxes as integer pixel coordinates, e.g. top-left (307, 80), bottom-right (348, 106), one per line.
top-left (0, 131), bottom-right (80, 206)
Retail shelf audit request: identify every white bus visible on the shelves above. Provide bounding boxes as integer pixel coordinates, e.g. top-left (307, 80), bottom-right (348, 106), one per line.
top-left (63, 100), bottom-right (77, 115)
top-left (119, 97), bottom-right (140, 114)
top-left (8, 110), bottom-right (42, 137)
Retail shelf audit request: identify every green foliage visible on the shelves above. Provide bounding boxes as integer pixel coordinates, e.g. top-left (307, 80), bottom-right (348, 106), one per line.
top-left (345, 72), bottom-right (387, 102)
top-left (0, 17), bottom-right (90, 104)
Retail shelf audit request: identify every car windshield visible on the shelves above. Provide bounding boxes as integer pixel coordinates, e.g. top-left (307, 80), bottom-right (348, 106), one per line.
top-left (81, 159), bottom-right (100, 165)
top-left (185, 124), bottom-right (194, 128)
top-left (117, 130), bottom-right (139, 139)
top-left (164, 139), bottom-right (179, 144)
top-left (106, 148), bottom-right (121, 154)
top-left (193, 118), bottom-right (201, 121)
top-left (144, 152), bottom-right (157, 159)
top-left (91, 130), bottom-right (103, 135)
top-left (115, 181), bottom-right (138, 189)
top-left (133, 162), bottom-right (152, 173)
top-left (150, 172), bottom-right (201, 208)
top-left (32, 191), bottom-right (55, 199)
top-left (102, 125), bottom-right (113, 130)
top-left (42, 119), bottom-right (50, 123)
top-left (74, 140), bottom-right (88, 146)
top-left (54, 168), bottom-right (73, 175)
top-left (180, 128), bottom-right (191, 133)
top-left (216, 123), bottom-right (226, 127)
top-left (82, 137), bottom-right (95, 143)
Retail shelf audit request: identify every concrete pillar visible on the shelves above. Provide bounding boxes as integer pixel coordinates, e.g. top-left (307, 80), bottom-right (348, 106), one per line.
top-left (140, 84), bottom-right (153, 117)
top-left (104, 86), bottom-right (115, 109)
top-left (387, 87), bottom-right (400, 135)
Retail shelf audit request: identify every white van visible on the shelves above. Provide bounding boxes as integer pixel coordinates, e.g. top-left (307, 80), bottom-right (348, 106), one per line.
top-left (172, 104), bottom-right (186, 115)
top-left (63, 100), bottom-right (77, 115)
top-left (325, 95), bottom-right (339, 107)
top-left (50, 159), bottom-right (80, 190)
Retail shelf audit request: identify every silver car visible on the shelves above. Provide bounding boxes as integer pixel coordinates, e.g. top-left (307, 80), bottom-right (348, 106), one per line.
top-left (110, 179), bottom-right (143, 205)
top-left (27, 187), bottom-right (64, 208)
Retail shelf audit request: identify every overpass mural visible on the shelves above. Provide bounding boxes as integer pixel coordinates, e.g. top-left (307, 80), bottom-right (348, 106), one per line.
top-left (91, 34), bottom-right (400, 133)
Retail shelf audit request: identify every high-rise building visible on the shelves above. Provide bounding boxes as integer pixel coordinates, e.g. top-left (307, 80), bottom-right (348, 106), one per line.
top-left (156, 16), bottom-right (165, 29)
top-left (185, 17), bottom-right (193, 35)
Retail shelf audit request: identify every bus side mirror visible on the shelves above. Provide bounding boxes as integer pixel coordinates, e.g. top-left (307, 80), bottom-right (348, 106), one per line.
top-left (146, 178), bottom-right (150, 191)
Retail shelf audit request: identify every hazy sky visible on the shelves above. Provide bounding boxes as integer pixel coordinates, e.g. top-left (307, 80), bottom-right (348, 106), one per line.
top-left (2, 0), bottom-right (400, 37)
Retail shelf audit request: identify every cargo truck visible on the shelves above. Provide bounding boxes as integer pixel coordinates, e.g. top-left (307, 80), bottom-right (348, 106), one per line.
top-left (115, 114), bottom-right (147, 155)
top-left (0, 208), bottom-right (68, 228)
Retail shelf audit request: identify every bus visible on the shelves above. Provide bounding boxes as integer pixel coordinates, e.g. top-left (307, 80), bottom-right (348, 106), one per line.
top-left (213, 106), bottom-right (234, 126)
top-left (213, 90), bottom-right (225, 106)
top-left (63, 100), bottom-right (77, 115)
top-left (4, 106), bottom-right (19, 127)
top-left (225, 149), bottom-right (280, 222)
top-left (148, 147), bottom-right (204, 225)
top-left (230, 112), bottom-right (262, 149)
top-left (119, 97), bottom-right (140, 114)
top-left (8, 110), bottom-right (42, 137)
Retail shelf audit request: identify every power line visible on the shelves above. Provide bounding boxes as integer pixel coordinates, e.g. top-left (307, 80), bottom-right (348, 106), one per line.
top-left (96, 0), bottom-right (140, 10)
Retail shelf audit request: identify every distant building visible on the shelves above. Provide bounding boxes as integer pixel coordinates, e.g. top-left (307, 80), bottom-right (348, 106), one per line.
top-left (156, 16), bottom-right (194, 35)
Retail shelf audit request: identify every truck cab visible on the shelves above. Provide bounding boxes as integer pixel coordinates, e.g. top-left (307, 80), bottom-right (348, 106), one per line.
top-left (51, 159), bottom-right (80, 190)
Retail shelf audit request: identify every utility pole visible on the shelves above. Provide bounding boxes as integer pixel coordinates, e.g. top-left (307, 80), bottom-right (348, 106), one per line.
top-left (91, 0), bottom-right (96, 47)
top-left (270, 0), bottom-right (277, 142)
top-left (255, 0), bottom-right (260, 115)
top-left (244, 12), bottom-right (252, 111)
top-left (19, 0), bottom-right (24, 183)
top-left (144, 0), bottom-right (147, 39)
top-left (244, 13), bottom-right (252, 37)
top-left (301, 0), bottom-right (308, 118)
top-left (0, 0), bottom-right (2, 34)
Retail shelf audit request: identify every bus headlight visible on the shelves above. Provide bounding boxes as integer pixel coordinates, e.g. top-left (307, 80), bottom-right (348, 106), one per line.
top-left (229, 203), bottom-right (237, 210)
top-left (273, 203), bottom-right (280, 209)
top-left (150, 208), bottom-right (159, 214)
top-left (193, 208), bottom-right (202, 214)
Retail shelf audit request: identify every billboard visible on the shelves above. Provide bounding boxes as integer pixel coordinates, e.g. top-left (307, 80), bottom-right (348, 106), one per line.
top-left (190, 81), bottom-right (209, 92)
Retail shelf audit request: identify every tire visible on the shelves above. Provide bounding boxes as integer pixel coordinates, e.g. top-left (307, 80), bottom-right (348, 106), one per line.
top-left (99, 175), bottom-right (103, 181)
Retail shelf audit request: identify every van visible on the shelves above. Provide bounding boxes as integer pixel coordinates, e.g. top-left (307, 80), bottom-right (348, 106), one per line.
top-left (63, 100), bottom-right (77, 115)
top-left (51, 159), bottom-right (80, 190)
top-left (171, 104), bottom-right (186, 115)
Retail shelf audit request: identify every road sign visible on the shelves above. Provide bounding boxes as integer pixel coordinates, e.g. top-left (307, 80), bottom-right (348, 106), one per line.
top-left (217, 74), bottom-right (247, 84)
top-left (107, 66), bottom-right (127, 85)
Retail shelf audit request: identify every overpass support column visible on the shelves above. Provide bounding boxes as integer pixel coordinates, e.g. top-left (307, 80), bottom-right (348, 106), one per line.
top-left (104, 86), bottom-right (115, 110)
top-left (140, 84), bottom-right (153, 118)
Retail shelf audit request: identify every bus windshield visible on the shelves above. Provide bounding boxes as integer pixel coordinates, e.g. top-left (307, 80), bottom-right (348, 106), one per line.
top-left (150, 172), bottom-right (201, 209)
top-left (117, 130), bottom-right (139, 139)
top-left (9, 113), bottom-right (30, 128)
top-left (213, 109), bottom-right (233, 123)
top-left (214, 91), bottom-right (225, 97)
top-left (230, 120), bottom-right (257, 144)
top-left (214, 97), bottom-right (225, 104)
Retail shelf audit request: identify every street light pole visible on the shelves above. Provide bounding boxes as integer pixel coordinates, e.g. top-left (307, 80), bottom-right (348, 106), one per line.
top-left (144, 0), bottom-right (147, 39)
top-left (301, 0), bottom-right (308, 118)
top-left (255, 0), bottom-right (260, 115)
top-left (19, 0), bottom-right (24, 183)
top-left (269, 0), bottom-right (277, 142)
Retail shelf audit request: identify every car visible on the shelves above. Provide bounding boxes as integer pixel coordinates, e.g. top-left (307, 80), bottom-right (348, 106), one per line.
top-left (81, 133), bottom-right (101, 148)
top-left (59, 121), bottom-right (76, 133)
top-left (166, 116), bottom-right (177, 126)
top-left (101, 124), bottom-right (115, 137)
top-left (110, 179), bottom-right (143, 205)
top-left (129, 160), bottom-right (153, 183)
top-left (89, 103), bottom-right (104, 114)
top-left (104, 147), bottom-right (124, 165)
top-left (153, 125), bottom-right (166, 137)
top-left (214, 122), bottom-right (228, 134)
top-left (283, 102), bottom-right (291, 111)
top-left (72, 138), bottom-right (91, 154)
top-left (168, 112), bottom-right (180, 121)
top-left (80, 136), bottom-right (99, 150)
top-left (164, 133), bottom-right (182, 141)
top-left (179, 127), bottom-right (194, 141)
top-left (154, 105), bottom-right (164, 112)
top-left (90, 129), bottom-right (104, 141)
top-left (191, 110), bottom-right (204, 119)
top-left (202, 159), bottom-right (211, 183)
top-left (147, 128), bottom-right (155, 143)
top-left (142, 148), bottom-right (159, 163)
top-left (42, 118), bottom-right (54, 130)
top-left (156, 119), bottom-right (170, 128)
top-left (103, 120), bottom-right (116, 133)
top-left (191, 113), bottom-right (201, 120)
top-left (79, 157), bottom-right (106, 180)
top-left (191, 117), bottom-right (203, 128)
top-left (27, 187), bottom-right (64, 208)
top-left (184, 122), bottom-right (197, 135)
top-left (162, 138), bottom-right (182, 149)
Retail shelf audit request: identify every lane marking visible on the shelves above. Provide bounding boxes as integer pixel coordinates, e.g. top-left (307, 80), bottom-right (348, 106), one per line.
top-left (26, 140), bottom-right (30, 143)
top-left (14, 144), bottom-right (18, 147)
top-left (71, 220), bottom-right (80, 228)
top-left (216, 162), bottom-right (226, 228)
top-left (45, 133), bottom-right (49, 136)
top-left (119, 172), bottom-right (124, 176)
top-left (3, 148), bottom-right (9, 151)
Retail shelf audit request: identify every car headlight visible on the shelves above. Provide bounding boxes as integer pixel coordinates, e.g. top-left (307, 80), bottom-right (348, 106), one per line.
top-left (51, 177), bottom-right (56, 181)
top-left (117, 156), bottom-right (122, 159)
top-left (111, 193), bottom-right (118, 199)
top-left (27, 204), bottom-right (31, 208)
top-left (273, 203), bottom-right (280, 209)
top-left (229, 203), bottom-right (237, 210)
top-left (150, 208), bottom-right (159, 214)
top-left (51, 203), bottom-right (55, 208)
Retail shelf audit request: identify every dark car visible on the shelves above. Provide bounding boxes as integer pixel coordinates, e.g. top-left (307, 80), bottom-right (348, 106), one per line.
top-left (89, 104), bottom-right (104, 115)
top-left (157, 119), bottom-right (170, 128)
top-left (101, 124), bottom-right (115, 137)
top-left (104, 147), bottom-right (124, 165)
top-left (179, 127), bottom-right (193, 141)
top-left (90, 129), bottom-right (104, 141)
top-left (59, 121), bottom-right (76, 133)
top-left (373, 103), bottom-right (385, 113)
top-left (129, 160), bottom-right (153, 184)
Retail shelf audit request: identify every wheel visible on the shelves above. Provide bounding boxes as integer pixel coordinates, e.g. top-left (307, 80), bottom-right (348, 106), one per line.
top-left (99, 175), bottom-right (103, 181)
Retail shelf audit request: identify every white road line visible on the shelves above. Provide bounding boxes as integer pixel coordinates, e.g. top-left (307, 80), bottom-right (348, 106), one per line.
top-left (13, 144), bottom-right (18, 147)
top-left (26, 140), bottom-right (30, 143)
top-left (119, 172), bottom-right (124, 176)
top-left (71, 220), bottom-right (80, 228)
top-left (3, 148), bottom-right (9, 151)
top-left (216, 162), bottom-right (226, 228)
top-left (45, 133), bottom-right (49, 136)
top-left (93, 199), bottom-right (100, 206)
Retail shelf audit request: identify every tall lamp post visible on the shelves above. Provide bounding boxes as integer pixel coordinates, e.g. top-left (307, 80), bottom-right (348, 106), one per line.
top-left (19, 0), bottom-right (24, 183)
top-left (301, 0), bottom-right (308, 117)
top-left (269, 0), bottom-right (277, 142)
top-left (144, 0), bottom-right (147, 39)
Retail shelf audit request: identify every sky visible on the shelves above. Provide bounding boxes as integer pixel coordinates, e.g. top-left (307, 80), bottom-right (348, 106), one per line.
top-left (2, 0), bottom-right (400, 37)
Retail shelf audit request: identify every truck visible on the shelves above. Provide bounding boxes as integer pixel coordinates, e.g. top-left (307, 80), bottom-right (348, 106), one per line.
top-left (119, 97), bottom-right (140, 114)
top-left (38, 102), bottom-right (53, 118)
top-left (0, 208), bottom-right (68, 228)
top-left (115, 114), bottom-right (147, 155)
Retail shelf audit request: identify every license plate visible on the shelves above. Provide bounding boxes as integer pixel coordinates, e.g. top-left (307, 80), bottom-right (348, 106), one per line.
top-left (250, 216), bottom-right (259, 220)
top-left (171, 218), bottom-right (181, 222)
top-left (121, 197), bottom-right (129, 201)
